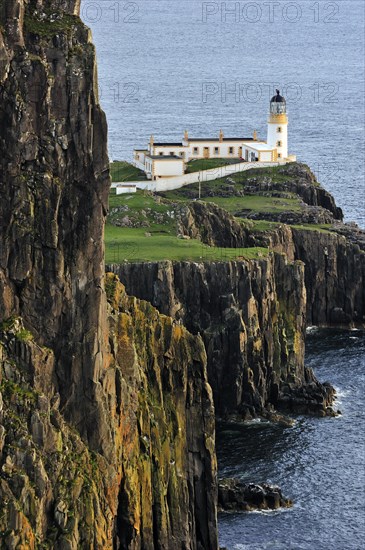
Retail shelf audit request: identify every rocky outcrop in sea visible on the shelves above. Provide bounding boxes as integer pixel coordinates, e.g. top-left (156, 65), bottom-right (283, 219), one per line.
top-left (218, 478), bottom-right (293, 512)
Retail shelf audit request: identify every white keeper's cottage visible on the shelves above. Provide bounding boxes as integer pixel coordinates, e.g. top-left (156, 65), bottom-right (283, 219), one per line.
top-left (133, 91), bottom-right (295, 180)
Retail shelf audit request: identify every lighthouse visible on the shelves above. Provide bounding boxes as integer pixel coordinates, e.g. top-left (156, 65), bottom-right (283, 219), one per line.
top-left (267, 90), bottom-right (288, 160)
top-left (132, 88), bottom-right (296, 185)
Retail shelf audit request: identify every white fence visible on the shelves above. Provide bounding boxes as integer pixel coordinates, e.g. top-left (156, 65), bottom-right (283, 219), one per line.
top-left (111, 160), bottom-right (290, 193)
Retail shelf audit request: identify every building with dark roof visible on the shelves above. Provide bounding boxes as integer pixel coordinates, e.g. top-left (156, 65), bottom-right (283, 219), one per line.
top-left (133, 92), bottom-right (294, 180)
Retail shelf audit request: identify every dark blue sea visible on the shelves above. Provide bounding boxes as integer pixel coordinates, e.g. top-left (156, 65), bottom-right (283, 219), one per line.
top-left (83, 2), bottom-right (365, 548)
top-left (217, 329), bottom-right (365, 550)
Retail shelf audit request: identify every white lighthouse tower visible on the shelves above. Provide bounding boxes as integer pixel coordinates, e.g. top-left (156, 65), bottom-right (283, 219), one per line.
top-left (267, 90), bottom-right (288, 161)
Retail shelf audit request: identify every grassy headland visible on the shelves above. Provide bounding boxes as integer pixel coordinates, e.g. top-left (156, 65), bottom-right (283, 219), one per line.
top-left (105, 163), bottom-right (333, 263)
top-left (106, 189), bottom-right (268, 263)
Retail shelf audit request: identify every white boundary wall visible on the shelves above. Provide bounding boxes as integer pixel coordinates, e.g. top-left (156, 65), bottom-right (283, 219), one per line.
top-left (111, 160), bottom-right (289, 193)
top-left (116, 185), bottom-right (137, 195)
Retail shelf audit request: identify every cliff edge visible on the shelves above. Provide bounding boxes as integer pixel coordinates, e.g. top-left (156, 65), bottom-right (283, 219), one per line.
top-left (107, 163), bottom-right (364, 419)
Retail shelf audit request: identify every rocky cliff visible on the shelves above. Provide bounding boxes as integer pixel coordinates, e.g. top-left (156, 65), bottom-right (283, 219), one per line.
top-left (164, 164), bottom-right (365, 328)
top-left (110, 255), bottom-right (335, 419)
top-left (0, 278), bottom-right (217, 549)
top-left (176, 201), bottom-right (249, 248)
top-left (108, 165), bottom-right (364, 420)
top-left (291, 228), bottom-right (365, 326)
top-left (0, 2), bottom-right (218, 548)
top-left (248, 224), bottom-right (365, 327)
top-left (0, 0), bottom-right (110, 447)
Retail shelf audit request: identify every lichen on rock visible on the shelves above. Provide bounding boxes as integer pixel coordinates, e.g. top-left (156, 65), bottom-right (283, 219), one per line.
top-left (0, 279), bottom-right (218, 548)
top-left (0, 2), bottom-right (219, 548)
top-left (110, 253), bottom-right (337, 421)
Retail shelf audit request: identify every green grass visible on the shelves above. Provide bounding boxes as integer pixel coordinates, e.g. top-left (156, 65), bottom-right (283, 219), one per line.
top-left (105, 225), bottom-right (268, 263)
top-left (15, 329), bottom-right (33, 343)
top-left (0, 379), bottom-right (37, 406)
top-left (109, 189), bottom-right (168, 212)
top-left (25, 14), bottom-right (80, 38)
top-left (248, 220), bottom-right (281, 231)
top-left (108, 190), bottom-right (175, 229)
top-left (186, 158), bottom-right (239, 173)
top-left (110, 161), bottom-right (147, 183)
top-left (291, 223), bottom-right (332, 234)
top-left (201, 195), bottom-right (302, 215)
top-left (161, 165), bottom-right (303, 216)
top-left (246, 220), bottom-right (332, 234)
top-left (105, 187), bottom-right (296, 263)
top-left (161, 164), bottom-right (302, 201)
top-left (106, 190), bottom-right (269, 263)
top-left (103, 162), bottom-right (327, 264)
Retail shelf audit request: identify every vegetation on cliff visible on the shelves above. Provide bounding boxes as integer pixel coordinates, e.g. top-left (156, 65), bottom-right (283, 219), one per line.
top-left (107, 162), bottom-right (364, 423)
top-left (0, 278), bottom-right (218, 548)
top-left (106, 190), bottom-right (268, 263)
top-left (110, 161), bottom-right (147, 183)
top-left (107, 163), bottom-right (364, 327)
top-left (106, 162), bottom-right (349, 264)
top-left (0, 1), bottom-right (218, 548)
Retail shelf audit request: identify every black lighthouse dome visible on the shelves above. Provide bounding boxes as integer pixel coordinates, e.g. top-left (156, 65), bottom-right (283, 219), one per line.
top-left (270, 89), bottom-right (286, 114)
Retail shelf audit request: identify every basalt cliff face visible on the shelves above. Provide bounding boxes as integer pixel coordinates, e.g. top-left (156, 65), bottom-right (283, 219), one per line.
top-left (0, 0), bottom-right (110, 446)
top-left (109, 167), bottom-right (364, 420)
top-left (110, 255), bottom-right (335, 420)
top-left (291, 228), bottom-right (365, 326)
top-left (0, 2), bottom-right (218, 548)
top-left (249, 224), bottom-right (365, 327)
top-left (167, 164), bottom-right (365, 329)
top-left (0, 279), bottom-right (217, 549)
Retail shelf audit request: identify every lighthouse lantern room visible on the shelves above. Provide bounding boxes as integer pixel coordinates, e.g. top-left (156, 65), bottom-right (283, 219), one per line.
top-left (266, 89), bottom-right (288, 160)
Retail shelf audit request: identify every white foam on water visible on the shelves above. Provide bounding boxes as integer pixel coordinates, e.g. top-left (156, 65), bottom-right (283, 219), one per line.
top-left (334, 387), bottom-right (351, 399)
top-left (306, 326), bottom-right (319, 334)
top-left (243, 506), bottom-right (293, 517)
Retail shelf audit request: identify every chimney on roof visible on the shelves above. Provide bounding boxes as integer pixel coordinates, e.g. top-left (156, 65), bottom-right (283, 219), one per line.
top-left (219, 129), bottom-right (224, 142)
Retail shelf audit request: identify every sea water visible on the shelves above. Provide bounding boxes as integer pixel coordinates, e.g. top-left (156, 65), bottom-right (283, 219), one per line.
top-left (217, 329), bottom-right (365, 549)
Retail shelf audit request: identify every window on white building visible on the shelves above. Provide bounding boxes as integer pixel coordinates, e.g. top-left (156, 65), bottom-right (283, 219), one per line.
top-left (214, 147), bottom-right (219, 155)
top-left (170, 151), bottom-right (175, 156)
top-left (159, 152), bottom-right (163, 156)
top-left (229, 147), bottom-right (234, 154)
top-left (277, 127), bottom-right (282, 133)
top-left (277, 141), bottom-right (282, 147)
top-left (193, 147), bottom-right (199, 155)
top-left (278, 153), bottom-right (282, 158)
